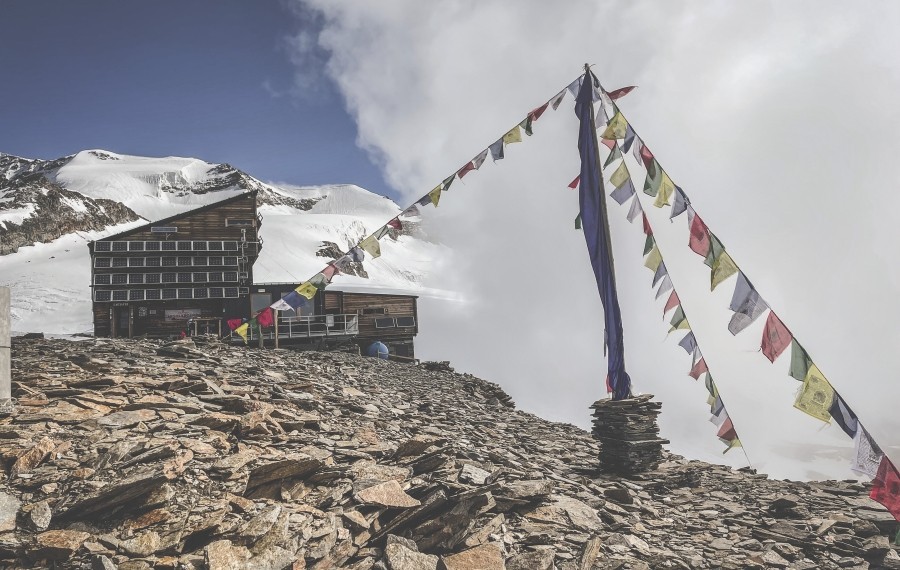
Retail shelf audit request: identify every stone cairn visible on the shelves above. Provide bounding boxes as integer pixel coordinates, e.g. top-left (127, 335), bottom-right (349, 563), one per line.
top-left (590, 393), bottom-right (668, 473)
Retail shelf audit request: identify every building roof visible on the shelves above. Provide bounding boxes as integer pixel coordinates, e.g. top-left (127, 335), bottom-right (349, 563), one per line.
top-left (90, 190), bottom-right (258, 243)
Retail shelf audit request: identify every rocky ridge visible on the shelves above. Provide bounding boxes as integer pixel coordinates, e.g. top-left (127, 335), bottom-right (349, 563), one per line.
top-left (0, 337), bottom-right (898, 569)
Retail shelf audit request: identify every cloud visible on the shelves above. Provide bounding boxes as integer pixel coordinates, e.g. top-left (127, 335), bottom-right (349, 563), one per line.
top-left (288, 0), bottom-right (900, 480)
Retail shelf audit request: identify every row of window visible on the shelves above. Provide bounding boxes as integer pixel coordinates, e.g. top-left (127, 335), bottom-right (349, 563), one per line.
top-left (374, 316), bottom-right (417, 329)
top-left (94, 240), bottom-right (242, 253)
top-left (94, 272), bottom-right (241, 286)
top-left (94, 256), bottom-right (241, 268)
top-left (94, 287), bottom-right (248, 302)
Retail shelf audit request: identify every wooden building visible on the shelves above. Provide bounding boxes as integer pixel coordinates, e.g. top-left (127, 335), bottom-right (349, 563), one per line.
top-left (89, 191), bottom-right (261, 338)
top-left (248, 284), bottom-right (419, 360)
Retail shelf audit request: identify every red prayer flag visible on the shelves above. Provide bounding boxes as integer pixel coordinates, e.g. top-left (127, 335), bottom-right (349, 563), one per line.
top-left (717, 416), bottom-right (737, 441)
top-left (760, 311), bottom-right (792, 363)
top-left (607, 85), bottom-right (636, 100)
top-left (457, 161), bottom-right (476, 179)
top-left (226, 318), bottom-right (242, 331)
top-left (870, 456), bottom-right (900, 521)
top-left (568, 175), bottom-right (580, 189)
top-left (639, 145), bottom-right (654, 169)
top-left (257, 307), bottom-right (274, 328)
top-left (601, 138), bottom-right (616, 150)
top-left (689, 358), bottom-right (708, 380)
top-left (642, 213), bottom-right (652, 236)
top-left (664, 291), bottom-right (680, 314)
top-left (530, 102), bottom-right (549, 122)
top-left (387, 217), bottom-right (402, 230)
top-left (689, 213), bottom-right (711, 257)
top-left (323, 264), bottom-right (338, 279)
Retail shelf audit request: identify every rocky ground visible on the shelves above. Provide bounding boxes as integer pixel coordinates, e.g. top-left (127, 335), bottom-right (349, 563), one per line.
top-left (0, 337), bottom-right (898, 569)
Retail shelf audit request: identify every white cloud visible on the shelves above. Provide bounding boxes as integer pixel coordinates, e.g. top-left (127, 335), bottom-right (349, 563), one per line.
top-left (288, 0), bottom-right (900, 480)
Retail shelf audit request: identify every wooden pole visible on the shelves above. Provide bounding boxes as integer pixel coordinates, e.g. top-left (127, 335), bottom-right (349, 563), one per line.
top-left (0, 287), bottom-right (11, 408)
top-left (274, 310), bottom-right (279, 349)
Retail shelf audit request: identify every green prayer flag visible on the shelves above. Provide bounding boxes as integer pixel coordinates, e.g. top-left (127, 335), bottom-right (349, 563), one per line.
top-left (704, 233), bottom-right (726, 267)
top-left (442, 174), bottom-right (455, 192)
top-left (669, 305), bottom-right (687, 330)
top-left (643, 234), bottom-right (655, 256)
top-left (788, 340), bottom-right (813, 382)
top-left (643, 159), bottom-right (662, 197)
top-left (520, 116), bottom-right (533, 136)
top-left (574, 213), bottom-right (582, 230)
top-left (604, 145), bottom-right (622, 168)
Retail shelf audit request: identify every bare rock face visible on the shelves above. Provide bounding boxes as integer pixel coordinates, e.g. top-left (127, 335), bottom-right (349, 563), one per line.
top-left (0, 337), bottom-right (897, 569)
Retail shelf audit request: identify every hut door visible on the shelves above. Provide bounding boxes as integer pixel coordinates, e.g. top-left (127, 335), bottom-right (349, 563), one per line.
top-left (111, 306), bottom-right (132, 338)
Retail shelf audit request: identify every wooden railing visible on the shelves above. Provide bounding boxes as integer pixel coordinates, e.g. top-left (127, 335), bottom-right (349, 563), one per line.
top-left (243, 314), bottom-right (359, 342)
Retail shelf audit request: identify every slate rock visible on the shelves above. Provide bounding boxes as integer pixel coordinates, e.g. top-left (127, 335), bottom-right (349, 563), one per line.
top-left (441, 542), bottom-right (505, 570)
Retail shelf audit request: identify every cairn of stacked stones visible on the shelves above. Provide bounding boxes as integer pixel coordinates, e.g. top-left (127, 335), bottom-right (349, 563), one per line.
top-left (590, 394), bottom-right (668, 474)
top-left (0, 337), bottom-right (897, 569)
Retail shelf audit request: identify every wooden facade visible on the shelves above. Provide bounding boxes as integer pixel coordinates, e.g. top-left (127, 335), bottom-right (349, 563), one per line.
top-left (89, 191), bottom-right (260, 338)
top-left (253, 284), bottom-right (419, 359)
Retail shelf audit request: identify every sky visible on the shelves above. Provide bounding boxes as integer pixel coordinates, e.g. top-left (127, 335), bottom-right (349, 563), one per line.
top-left (3, 1), bottom-right (900, 480)
top-left (0, 0), bottom-right (393, 198)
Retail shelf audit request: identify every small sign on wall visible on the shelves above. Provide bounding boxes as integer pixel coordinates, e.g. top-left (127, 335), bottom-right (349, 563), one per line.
top-left (165, 308), bottom-right (201, 322)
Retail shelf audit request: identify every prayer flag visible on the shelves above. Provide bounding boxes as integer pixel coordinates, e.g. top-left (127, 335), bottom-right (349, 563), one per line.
top-left (654, 171), bottom-right (675, 208)
top-left (607, 85), bottom-right (636, 100)
top-left (870, 456), bottom-right (900, 521)
top-left (723, 438), bottom-right (742, 454)
top-left (550, 88), bottom-right (567, 110)
top-left (574, 213), bottom-right (582, 230)
top-left (639, 145), bottom-right (655, 169)
top-left (234, 323), bottom-right (249, 344)
top-left (503, 125), bottom-right (522, 144)
top-left (678, 331), bottom-right (698, 356)
top-left (642, 212), bottom-right (653, 236)
top-left (604, 144), bottom-right (622, 167)
top-left (664, 290), bottom-right (680, 314)
top-left (788, 340), bottom-right (813, 382)
top-left (442, 174), bottom-right (455, 192)
top-left (644, 246), bottom-right (663, 272)
top-left (626, 194), bottom-right (643, 223)
top-left (282, 291), bottom-right (307, 310)
top-left (575, 71), bottom-right (631, 400)
top-left (387, 218), bottom-right (402, 230)
top-left (670, 305), bottom-right (688, 330)
top-left (656, 275), bottom-right (673, 298)
top-left (653, 261), bottom-right (668, 287)
top-left (622, 125), bottom-right (636, 153)
top-left (704, 233), bottom-right (726, 268)
top-left (416, 194), bottom-right (431, 207)
top-left (794, 364), bottom-right (834, 423)
top-left (309, 272), bottom-right (329, 290)
top-left (689, 212), bottom-right (711, 257)
top-left (428, 185), bottom-right (442, 207)
top-left (520, 116), bottom-right (533, 136)
top-left (457, 161), bottom-right (476, 178)
top-left (601, 111), bottom-right (628, 139)
top-left (711, 401), bottom-right (727, 424)
top-left (689, 358), bottom-right (708, 380)
top-left (374, 226), bottom-right (391, 240)
top-left (401, 205), bottom-right (420, 217)
top-left (671, 186), bottom-right (690, 219)
top-left (643, 234), bottom-right (655, 256)
top-left (829, 394), bottom-right (859, 438)
top-left (610, 178), bottom-right (635, 205)
top-left (852, 426), bottom-right (884, 478)
top-left (643, 159), bottom-right (662, 197)
top-left (270, 298), bottom-right (293, 311)
top-left (705, 374), bottom-right (718, 399)
top-left (567, 77), bottom-right (583, 97)
top-left (322, 263), bottom-right (339, 279)
top-left (257, 307), bottom-right (274, 328)
top-left (632, 137), bottom-right (644, 164)
top-left (296, 282), bottom-right (318, 300)
top-left (717, 416), bottom-right (738, 443)
top-left (489, 138), bottom-right (505, 161)
top-left (711, 251), bottom-right (738, 291)
top-left (761, 311), bottom-right (792, 362)
top-left (472, 149), bottom-right (489, 170)
top-left (530, 102), bottom-right (549, 122)
top-left (568, 175), bottom-right (581, 189)
top-left (601, 138), bottom-right (616, 150)
top-left (360, 235), bottom-right (381, 259)
top-left (610, 162), bottom-right (630, 188)
top-left (226, 318), bottom-right (242, 331)
top-left (728, 272), bottom-right (768, 335)
top-left (348, 247), bottom-right (365, 263)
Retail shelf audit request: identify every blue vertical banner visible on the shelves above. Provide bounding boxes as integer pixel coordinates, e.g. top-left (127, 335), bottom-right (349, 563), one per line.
top-left (575, 69), bottom-right (632, 400)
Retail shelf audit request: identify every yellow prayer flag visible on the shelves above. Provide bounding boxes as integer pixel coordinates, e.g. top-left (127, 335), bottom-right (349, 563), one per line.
top-left (234, 323), bottom-right (249, 344)
top-left (644, 246), bottom-right (662, 272)
top-left (669, 318), bottom-right (691, 331)
top-left (723, 438), bottom-right (742, 454)
top-left (428, 185), bottom-right (442, 207)
top-left (710, 251), bottom-right (738, 291)
top-left (793, 365), bottom-right (834, 423)
top-left (360, 235), bottom-right (381, 259)
top-left (296, 282), bottom-right (318, 300)
top-left (601, 111), bottom-right (628, 139)
top-left (609, 162), bottom-right (630, 188)
top-left (502, 126), bottom-right (522, 144)
top-left (654, 171), bottom-right (675, 208)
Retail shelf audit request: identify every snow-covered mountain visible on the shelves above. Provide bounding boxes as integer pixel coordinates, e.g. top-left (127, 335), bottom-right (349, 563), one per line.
top-left (0, 149), bottom-right (444, 334)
